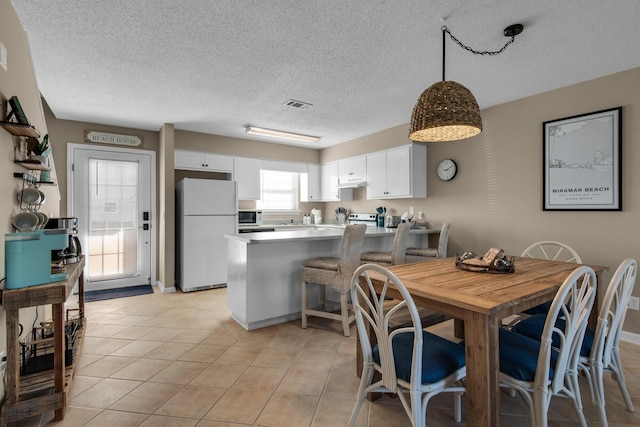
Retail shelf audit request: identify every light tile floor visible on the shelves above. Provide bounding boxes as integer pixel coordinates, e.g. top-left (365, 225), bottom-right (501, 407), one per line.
top-left (22, 286), bottom-right (640, 427)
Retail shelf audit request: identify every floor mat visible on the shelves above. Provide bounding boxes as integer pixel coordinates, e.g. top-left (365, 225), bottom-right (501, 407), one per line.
top-left (85, 284), bottom-right (154, 302)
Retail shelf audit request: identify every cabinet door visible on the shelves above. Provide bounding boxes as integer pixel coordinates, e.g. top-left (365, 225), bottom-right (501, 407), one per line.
top-left (175, 150), bottom-right (206, 170)
top-left (234, 157), bottom-right (261, 200)
top-left (338, 156), bottom-right (366, 178)
top-left (385, 146), bottom-right (412, 197)
top-left (175, 150), bottom-right (234, 172)
top-left (204, 153), bottom-right (234, 172)
top-left (320, 162), bottom-right (339, 201)
top-left (300, 163), bottom-right (321, 201)
top-left (366, 151), bottom-right (387, 199)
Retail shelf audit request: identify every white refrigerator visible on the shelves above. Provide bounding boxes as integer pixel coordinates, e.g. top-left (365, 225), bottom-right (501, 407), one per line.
top-left (176, 178), bottom-right (237, 292)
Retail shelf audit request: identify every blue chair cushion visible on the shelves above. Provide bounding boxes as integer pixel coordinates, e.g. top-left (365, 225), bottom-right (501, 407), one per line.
top-left (512, 313), bottom-right (594, 357)
top-left (498, 328), bottom-right (559, 381)
top-left (373, 330), bottom-right (466, 384)
top-left (522, 301), bottom-right (552, 316)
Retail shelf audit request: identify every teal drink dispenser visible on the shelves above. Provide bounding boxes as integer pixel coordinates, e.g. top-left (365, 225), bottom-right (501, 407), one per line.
top-left (5, 229), bottom-right (69, 289)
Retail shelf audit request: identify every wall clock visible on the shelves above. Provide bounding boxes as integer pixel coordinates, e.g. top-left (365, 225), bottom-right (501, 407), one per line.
top-left (437, 159), bottom-right (457, 181)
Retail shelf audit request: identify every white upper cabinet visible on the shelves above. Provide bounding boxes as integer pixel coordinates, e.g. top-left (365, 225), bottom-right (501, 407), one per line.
top-left (338, 156), bottom-right (366, 179)
top-left (234, 157), bottom-right (261, 200)
top-left (366, 144), bottom-right (426, 199)
top-left (300, 163), bottom-right (321, 202)
top-left (175, 149), bottom-right (234, 172)
top-left (320, 162), bottom-right (353, 202)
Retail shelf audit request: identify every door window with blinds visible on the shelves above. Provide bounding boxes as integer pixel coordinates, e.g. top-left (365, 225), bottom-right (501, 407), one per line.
top-left (88, 159), bottom-right (139, 279)
top-left (256, 169), bottom-right (299, 212)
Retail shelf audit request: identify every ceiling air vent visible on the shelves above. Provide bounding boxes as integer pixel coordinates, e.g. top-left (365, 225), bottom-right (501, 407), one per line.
top-left (283, 99), bottom-right (312, 110)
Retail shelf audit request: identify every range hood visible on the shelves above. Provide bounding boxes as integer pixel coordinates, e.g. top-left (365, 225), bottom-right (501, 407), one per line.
top-left (338, 175), bottom-right (367, 188)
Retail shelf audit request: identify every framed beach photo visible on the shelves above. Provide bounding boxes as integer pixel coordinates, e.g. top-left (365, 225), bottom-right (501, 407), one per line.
top-left (543, 107), bottom-right (622, 211)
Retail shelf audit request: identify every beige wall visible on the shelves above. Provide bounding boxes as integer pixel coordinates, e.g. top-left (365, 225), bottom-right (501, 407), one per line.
top-left (0, 0), bottom-right (61, 397)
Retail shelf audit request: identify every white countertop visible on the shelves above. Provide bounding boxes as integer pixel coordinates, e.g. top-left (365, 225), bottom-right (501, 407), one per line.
top-left (226, 226), bottom-right (437, 243)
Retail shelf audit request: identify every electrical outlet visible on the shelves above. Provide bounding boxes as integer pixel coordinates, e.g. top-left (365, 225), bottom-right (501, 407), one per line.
top-left (628, 296), bottom-right (640, 311)
top-left (0, 350), bottom-right (6, 375)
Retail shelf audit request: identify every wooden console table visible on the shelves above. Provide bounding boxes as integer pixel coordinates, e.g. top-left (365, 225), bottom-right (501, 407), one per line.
top-left (1, 257), bottom-right (85, 425)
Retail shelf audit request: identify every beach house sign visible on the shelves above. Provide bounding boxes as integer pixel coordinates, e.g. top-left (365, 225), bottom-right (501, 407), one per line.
top-left (85, 130), bottom-right (142, 147)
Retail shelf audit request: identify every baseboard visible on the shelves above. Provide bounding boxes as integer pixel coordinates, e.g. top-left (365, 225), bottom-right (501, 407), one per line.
top-left (155, 281), bottom-right (176, 294)
top-left (620, 330), bottom-right (640, 345)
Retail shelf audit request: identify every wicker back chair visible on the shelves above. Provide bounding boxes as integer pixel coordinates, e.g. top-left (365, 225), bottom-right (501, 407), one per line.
top-left (406, 222), bottom-right (450, 263)
top-left (361, 222), bottom-right (411, 266)
top-left (301, 224), bottom-right (367, 336)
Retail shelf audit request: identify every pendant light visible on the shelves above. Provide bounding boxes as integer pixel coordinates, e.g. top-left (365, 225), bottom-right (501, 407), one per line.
top-left (409, 24), bottom-right (523, 142)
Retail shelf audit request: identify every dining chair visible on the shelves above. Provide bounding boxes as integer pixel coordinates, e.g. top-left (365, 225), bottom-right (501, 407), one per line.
top-left (301, 224), bottom-right (367, 336)
top-left (405, 222), bottom-right (450, 263)
top-left (521, 240), bottom-right (582, 263)
top-left (512, 258), bottom-right (637, 426)
top-left (499, 265), bottom-right (597, 427)
top-left (512, 240), bottom-right (582, 319)
top-left (348, 263), bottom-right (466, 427)
top-left (361, 222), bottom-right (411, 266)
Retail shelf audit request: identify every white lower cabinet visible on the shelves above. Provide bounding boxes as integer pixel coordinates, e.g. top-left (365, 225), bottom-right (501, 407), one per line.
top-left (366, 144), bottom-right (426, 199)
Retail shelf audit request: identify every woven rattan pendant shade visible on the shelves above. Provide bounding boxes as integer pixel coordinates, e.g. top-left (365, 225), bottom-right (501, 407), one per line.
top-left (409, 80), bottom-right (482, 142)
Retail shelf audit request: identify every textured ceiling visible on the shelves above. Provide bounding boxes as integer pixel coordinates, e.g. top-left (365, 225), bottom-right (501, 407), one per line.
top-left (10, 0), bottom-right (640, 148)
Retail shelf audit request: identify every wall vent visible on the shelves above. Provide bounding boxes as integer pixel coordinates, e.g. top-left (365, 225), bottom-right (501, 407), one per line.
top-left (283, 99), bottom-right (312, 110)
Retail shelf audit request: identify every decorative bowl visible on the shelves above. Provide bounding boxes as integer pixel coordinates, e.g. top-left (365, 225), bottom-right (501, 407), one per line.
top-left (13, 212), bottom-right (39, 232)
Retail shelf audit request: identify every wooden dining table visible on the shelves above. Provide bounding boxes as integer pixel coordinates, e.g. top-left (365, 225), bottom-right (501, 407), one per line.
top-left (359, 256), bottom-right (606, 427)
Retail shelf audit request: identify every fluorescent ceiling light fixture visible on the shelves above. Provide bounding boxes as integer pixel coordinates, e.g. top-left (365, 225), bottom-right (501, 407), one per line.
top-left (246, 126), bottom-right (321, 143)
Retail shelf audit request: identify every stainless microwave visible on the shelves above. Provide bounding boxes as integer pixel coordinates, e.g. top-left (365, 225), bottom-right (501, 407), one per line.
top-left (238, 210), bottom-right (262, 226)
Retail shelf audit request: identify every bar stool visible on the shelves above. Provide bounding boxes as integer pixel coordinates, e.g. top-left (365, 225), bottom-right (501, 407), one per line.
top-left (406, 222), bottom-right (450, 263)
top-left (301, 224), bottom-right (367, 336)
top-left (360, 222), bottom-right (411, 266)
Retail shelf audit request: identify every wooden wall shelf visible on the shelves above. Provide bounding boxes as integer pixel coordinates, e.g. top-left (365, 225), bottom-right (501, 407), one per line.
top-left (0, 121), bottom-right (41, 138)
top-left (14, 159), bottom-right (50, 171)
top-left (1, 258), bottom-right (86, 425)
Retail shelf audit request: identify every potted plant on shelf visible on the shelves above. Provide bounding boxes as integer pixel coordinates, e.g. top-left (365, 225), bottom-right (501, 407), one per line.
top-left (31, 134), bottom-right (49, 159)
top-left (28, 134), bottom-right (52, 181)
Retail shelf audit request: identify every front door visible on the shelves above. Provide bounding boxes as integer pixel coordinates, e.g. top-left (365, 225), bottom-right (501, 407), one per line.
top-left (68, 144), bottom-right (155, 291)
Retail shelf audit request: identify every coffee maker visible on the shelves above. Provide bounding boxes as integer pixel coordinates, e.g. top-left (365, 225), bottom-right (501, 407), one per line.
top-left (45, 217), bottom-right (82, 264)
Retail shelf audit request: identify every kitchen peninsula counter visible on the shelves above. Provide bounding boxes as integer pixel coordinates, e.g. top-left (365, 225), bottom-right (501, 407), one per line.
top-left (225, 226), bottom-right (439, 330)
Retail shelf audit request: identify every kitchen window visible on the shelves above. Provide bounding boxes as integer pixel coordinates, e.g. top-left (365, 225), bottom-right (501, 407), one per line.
top-left (256, 169), bottom-right (299, 212)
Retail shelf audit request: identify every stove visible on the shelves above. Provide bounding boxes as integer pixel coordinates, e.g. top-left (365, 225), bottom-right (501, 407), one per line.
top-left (348, 213), bottom-right (378, 226)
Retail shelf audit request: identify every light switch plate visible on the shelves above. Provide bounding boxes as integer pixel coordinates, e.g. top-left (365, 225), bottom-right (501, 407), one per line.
top-left (0, 42), bottom-right (7, 71)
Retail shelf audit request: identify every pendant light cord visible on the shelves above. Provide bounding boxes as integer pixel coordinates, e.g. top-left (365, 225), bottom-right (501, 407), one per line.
top-left (442, 27), bottom-right (446, 81)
